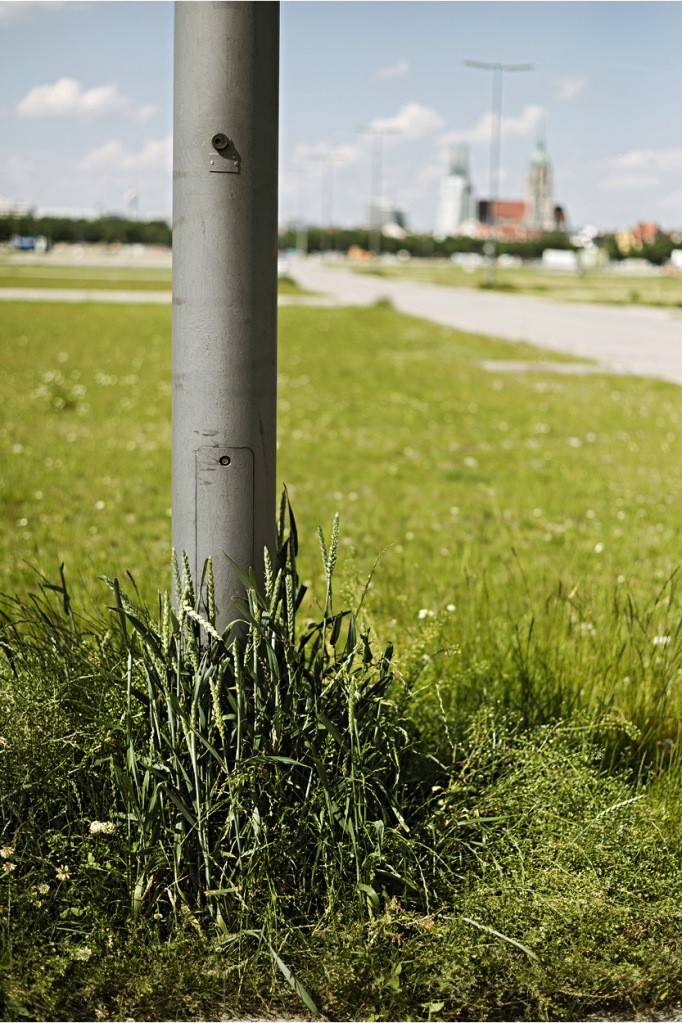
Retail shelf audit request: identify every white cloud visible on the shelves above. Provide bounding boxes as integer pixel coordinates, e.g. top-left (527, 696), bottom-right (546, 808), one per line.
top-left (135, 104), bottom-right (159, 125)
top-left (0, 1), bottom-right (86, 26)
top-left (4, 152), bottom-right (36, 193)
top-left (601, 173), bottom-right (659, 191)
top-left (369, 102), bottom-right (445, 140)
top-left (17, 77), bottom-right (158, 122)
top-left (292, 141), bottom-right (360, 169)
top-left (441, 104), bottom-right (546, 147)
top-left (658, 190), bottom-right (682, 211)
top-left (375, 59), bottom-right (411, 81)
top-left (416, 160), bottom-right (446, 186)
top-left (607, 147), bottom-right (682, 173)
top-left (556, 75), bottom-right (588, 101)
top-left (79, 137), bottom-right (172, 176)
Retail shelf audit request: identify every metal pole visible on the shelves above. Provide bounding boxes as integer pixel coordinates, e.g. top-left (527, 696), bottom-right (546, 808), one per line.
top-left (370, 132), bottom-right (380, 256)
top-left (172, 1), bottom-right (279, 631)
top-left (487, 65), bottom-right (502, 286)
top-left (375, 133), bottom-right (384, 257)
top-left (464, 60), bottom-right (533, 287)
top-left (357, 126), bottom-right (401, 257)
top-left (327, 159), bottom-right (335, 256)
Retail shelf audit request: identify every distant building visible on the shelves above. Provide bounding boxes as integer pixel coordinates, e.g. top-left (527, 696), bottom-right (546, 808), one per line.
top-left (616, 221), bottom-right (661, 254)
top-left (477, 199), bottom-right (527, 239)
top-left (434, 146), bottom-right (474, 240)
top-left (437, 138), bottom-right (567, 239)
top-left (523, 139), bottom-right (555, 232)
top-left (0, 196), bottom-right (34, 217)
top-left (368, 198), bottom-right (407, 237)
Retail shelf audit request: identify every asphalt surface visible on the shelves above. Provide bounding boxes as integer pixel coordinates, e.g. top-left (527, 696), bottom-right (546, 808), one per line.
top-left (288, 258), bottom-right (682, 387)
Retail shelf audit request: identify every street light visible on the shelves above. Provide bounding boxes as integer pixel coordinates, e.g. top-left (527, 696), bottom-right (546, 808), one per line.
top-left (356, 125), bottom-right (401, 257)
top-left (464, 59), bottom-right (533, 286)
top-left (288, 163), bottom-right (313, 255)
top-left (310, 152), bottom-right (344, 258)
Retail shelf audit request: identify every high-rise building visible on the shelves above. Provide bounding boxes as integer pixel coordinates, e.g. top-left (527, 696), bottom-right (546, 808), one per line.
top-left (434, 146), bottom-right (474, 240)
top-left (523, 139), bottom-right (556, 233)
top-left (368, 198), bottom-right (407, 236)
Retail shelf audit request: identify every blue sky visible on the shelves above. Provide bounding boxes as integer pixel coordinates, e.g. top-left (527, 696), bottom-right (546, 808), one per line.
top-left (1, 1), bottom-right (681, 233)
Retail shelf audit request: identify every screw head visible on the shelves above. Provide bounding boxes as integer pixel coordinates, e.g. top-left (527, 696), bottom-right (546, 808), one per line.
top-left (212, 132), bottom-right (231, 151)
top-left (219, 455), bottom-right (231, 466)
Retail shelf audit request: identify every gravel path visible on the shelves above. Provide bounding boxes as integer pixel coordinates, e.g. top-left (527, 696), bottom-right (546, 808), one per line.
top-left (288, 258), bottom-right (682, 387)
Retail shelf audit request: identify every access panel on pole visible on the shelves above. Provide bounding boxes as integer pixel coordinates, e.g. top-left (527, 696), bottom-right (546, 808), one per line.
top-left (172, 2), bottom-right (279, 630)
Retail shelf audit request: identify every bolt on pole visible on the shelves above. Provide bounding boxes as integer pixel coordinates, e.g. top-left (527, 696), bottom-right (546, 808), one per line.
top-left (172, 1), bottom-right (279, 631)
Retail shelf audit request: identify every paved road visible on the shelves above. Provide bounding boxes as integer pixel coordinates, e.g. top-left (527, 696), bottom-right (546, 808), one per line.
top-left (0, 286), bottom-right (172, 304)
top-left (288, 258), bottom-right (682, 387)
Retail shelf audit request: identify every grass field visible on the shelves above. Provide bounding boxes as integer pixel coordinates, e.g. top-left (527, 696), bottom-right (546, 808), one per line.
top-left (0, 261), bottom-right (172, 290)
top-left (0, 261), bottom-right (307, 295)
top-left (3, 285), bottom-right (682, 1021)
top-left (354, 258), bottom-right (682, 307)
top-left (3, 295), bottom-right (682, 711)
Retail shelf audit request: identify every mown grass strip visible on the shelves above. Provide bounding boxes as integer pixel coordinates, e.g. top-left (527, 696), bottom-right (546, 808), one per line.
top-left (355, 259), bottom-right (682, 306)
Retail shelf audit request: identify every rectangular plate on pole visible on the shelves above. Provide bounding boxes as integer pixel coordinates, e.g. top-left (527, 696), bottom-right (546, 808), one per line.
top-left (195, 445), bottom-right (255, 615)
top-left (208, 146), bottom-right (240, 174)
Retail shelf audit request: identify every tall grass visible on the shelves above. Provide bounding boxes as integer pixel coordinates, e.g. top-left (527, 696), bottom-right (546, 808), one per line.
top-left (103, 494), bottom-right (417, 946)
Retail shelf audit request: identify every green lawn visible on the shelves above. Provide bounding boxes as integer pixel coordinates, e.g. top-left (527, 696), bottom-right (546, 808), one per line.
top-left (3, 292), bottom-right (682, 1021)
top-left (2, 297), bottom-right (682, 724)
top-left (0, 261), bottom-right (309, 293)
top-left (0, 261), bottom-right (172, 290)
top-left (353, 258), bottom-right (682, 306)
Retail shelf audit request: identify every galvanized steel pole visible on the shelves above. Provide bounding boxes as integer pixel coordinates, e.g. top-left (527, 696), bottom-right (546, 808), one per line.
top-left (172, 1), bottom-right (279, 630)
top-left (463, 59), bottom-right (533, 287)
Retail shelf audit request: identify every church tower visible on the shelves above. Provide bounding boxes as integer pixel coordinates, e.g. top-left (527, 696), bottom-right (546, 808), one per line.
top-left (524, 139), bottom-right (555, 233)
top-left (434, 145), bottom-right (474, 240)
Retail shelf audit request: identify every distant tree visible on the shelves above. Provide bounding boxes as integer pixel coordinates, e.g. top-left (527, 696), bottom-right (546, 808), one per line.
top-left (0, 214), bottom-right (171, 247)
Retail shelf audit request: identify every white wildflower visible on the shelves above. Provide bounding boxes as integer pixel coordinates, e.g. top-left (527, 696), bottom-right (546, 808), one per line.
top-left (90, 821), bottom-right (115, 835)
top-left (74, 946), bottom-right (92, 961)
top-left (653, 636), bottom-right (671, 647)
top-left (2, 862), bottom-right (16, 874)
top-left (55, 864), bottom-right (71, 881)
top-left (0, 846), bottom-right (15, 859)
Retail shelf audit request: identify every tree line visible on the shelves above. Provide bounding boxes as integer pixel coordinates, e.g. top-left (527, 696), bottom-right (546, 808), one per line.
top-left (279, 227), bottom-right (578, 260)
top-left (280, 227), bottom-right (682, 265)
top-left (0, 214), bottom-right (172, 247)
top-left (3, 214), bottom-right (679, 265)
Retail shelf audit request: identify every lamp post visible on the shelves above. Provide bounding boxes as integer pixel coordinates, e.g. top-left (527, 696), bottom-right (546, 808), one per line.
top-left (464, 59), bottom-right (533, 286)
top-left (310, 153), bottom-right (343, 258)
top-left (356, 125), bottom-right (401, 257)
top-left (288, 163), bottom-right (312, 255)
